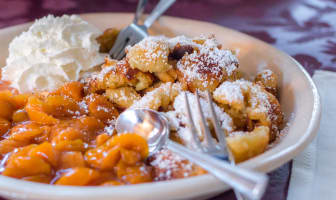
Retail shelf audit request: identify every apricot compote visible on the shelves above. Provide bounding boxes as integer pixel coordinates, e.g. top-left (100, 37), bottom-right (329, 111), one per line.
top-left (0, 81), bottom-right (153, 186)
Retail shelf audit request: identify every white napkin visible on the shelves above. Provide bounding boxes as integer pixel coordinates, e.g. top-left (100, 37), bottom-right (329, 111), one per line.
top-left (287, 70), bottom-right (336, 200)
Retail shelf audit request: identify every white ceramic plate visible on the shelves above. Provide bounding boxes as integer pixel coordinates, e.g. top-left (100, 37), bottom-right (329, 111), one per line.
top-left (0, 13), bottom-right (321, 200)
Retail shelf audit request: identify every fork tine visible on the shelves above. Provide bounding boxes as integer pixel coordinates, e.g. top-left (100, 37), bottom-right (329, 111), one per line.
top-left (110, 41), bottom-right (126, 59)
top-left (195, 90), bottom-right (216, 148)
top-left (206, 91), bottom-right (227, 147)
top-left (115, 28), bottom-right (146, 60)
top-left (115, 36), bottom-right (134, 60)
top-left (206, 91), bottom-right (243, 199)
top-left (109, 29), bottom-right (129, 59)
top-left (115, 36), bottom-right (138, 60)
top-left (118, 36), bottom-right (139, 58)
top-left (115, 45), bottom-right (127, 60)
top-left (183, 92), bottom-right (203, 149)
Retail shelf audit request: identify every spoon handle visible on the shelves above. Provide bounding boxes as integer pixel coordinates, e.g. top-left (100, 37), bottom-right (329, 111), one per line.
top-left (166, 140), bottom-right (268, 200)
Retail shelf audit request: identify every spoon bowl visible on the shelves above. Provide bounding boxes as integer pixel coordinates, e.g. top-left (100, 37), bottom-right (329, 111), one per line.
top-left (115, 108), bottom-right (268, 199)
top-left (116, 108), bottom-right (169, 155)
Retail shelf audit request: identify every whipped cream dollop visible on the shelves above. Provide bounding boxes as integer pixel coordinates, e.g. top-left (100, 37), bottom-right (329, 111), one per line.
top-left (1, 15), bottom-right (106, 92)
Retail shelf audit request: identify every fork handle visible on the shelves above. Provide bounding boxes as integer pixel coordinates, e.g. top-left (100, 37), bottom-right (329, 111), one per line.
top-left (143, 0), bottom-right (176, 28)
top-left (166, 140), bottom-right (267, 200)
top-left (134, 0), bottom-right (148, 24)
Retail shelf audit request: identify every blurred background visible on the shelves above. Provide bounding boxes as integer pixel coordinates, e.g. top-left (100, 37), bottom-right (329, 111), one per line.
top-left (0, 0), bottom-right (335, 199)
top-left (0, 0), bottom-right (335, 74)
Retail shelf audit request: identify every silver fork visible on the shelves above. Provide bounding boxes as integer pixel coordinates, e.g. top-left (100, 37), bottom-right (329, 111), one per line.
top-left (195, 90), bottom-right (249, 200)
top-left (183, 91), bottom-right (268, 200)
top-left (109, 0), bottom-right (176, 60)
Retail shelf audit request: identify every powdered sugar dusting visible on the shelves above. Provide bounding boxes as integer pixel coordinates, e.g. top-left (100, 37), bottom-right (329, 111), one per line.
top-left (109, 88), bottom-right (138, 102)
top-left (214, 79), bottom-right (273, 120)
top-left (104, 119), bottom-right (116, 135)
top-left (150, 149), bottom-right (193, 181)
top-left (249, 83), bottom-right (271, 115)
top-left (78, 100), bottom-right (88, 113)
top-left (260, 69), bottom-right (274, 81)
top-left (228, 131), bottom-right (246, 137)
top-left (131, 82), bottom-right (181, 109)
top-left (131, 85), bottom-right (168, 109)
top-left (140, 36), bottom-right (168, 59)
top-left (167, 35), bottom-right (199, 50)
top-left (127, 36), bottom-right (170, 70)
top-left (164, 92), bottom-right (233, 147)
top-left (213, 81), bottom-right (244, 104)
top-left (267, 113), bottom-right (293, 149)
top-left (90, 66), bottom-right (113, 82)
top-left (177, 37), bottom-right (238, 88)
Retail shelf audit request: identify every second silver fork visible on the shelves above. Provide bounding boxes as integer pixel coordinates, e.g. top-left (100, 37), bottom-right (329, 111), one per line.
top-left (109, 0), bottom-right (176, 60)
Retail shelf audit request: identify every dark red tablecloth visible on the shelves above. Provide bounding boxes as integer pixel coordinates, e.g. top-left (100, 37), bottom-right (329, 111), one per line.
top-left (0, 0), bottom-right (335, 199)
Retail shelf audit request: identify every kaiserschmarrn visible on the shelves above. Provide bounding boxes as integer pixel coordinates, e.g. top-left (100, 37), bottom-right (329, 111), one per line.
top-left (0, 29), bottom-right (283, 186)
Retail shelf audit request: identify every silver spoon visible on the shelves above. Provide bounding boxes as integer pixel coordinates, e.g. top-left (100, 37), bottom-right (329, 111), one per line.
top-left (116, 108), bottom-right (267, 200)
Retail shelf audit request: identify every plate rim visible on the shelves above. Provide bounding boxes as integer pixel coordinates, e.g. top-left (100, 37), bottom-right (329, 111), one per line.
top-left (0, 12), bottom-right (321, 199)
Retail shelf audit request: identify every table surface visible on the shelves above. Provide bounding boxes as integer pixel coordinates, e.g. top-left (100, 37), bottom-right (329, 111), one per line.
top-left (0, 0), bottom-right (335, 199)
